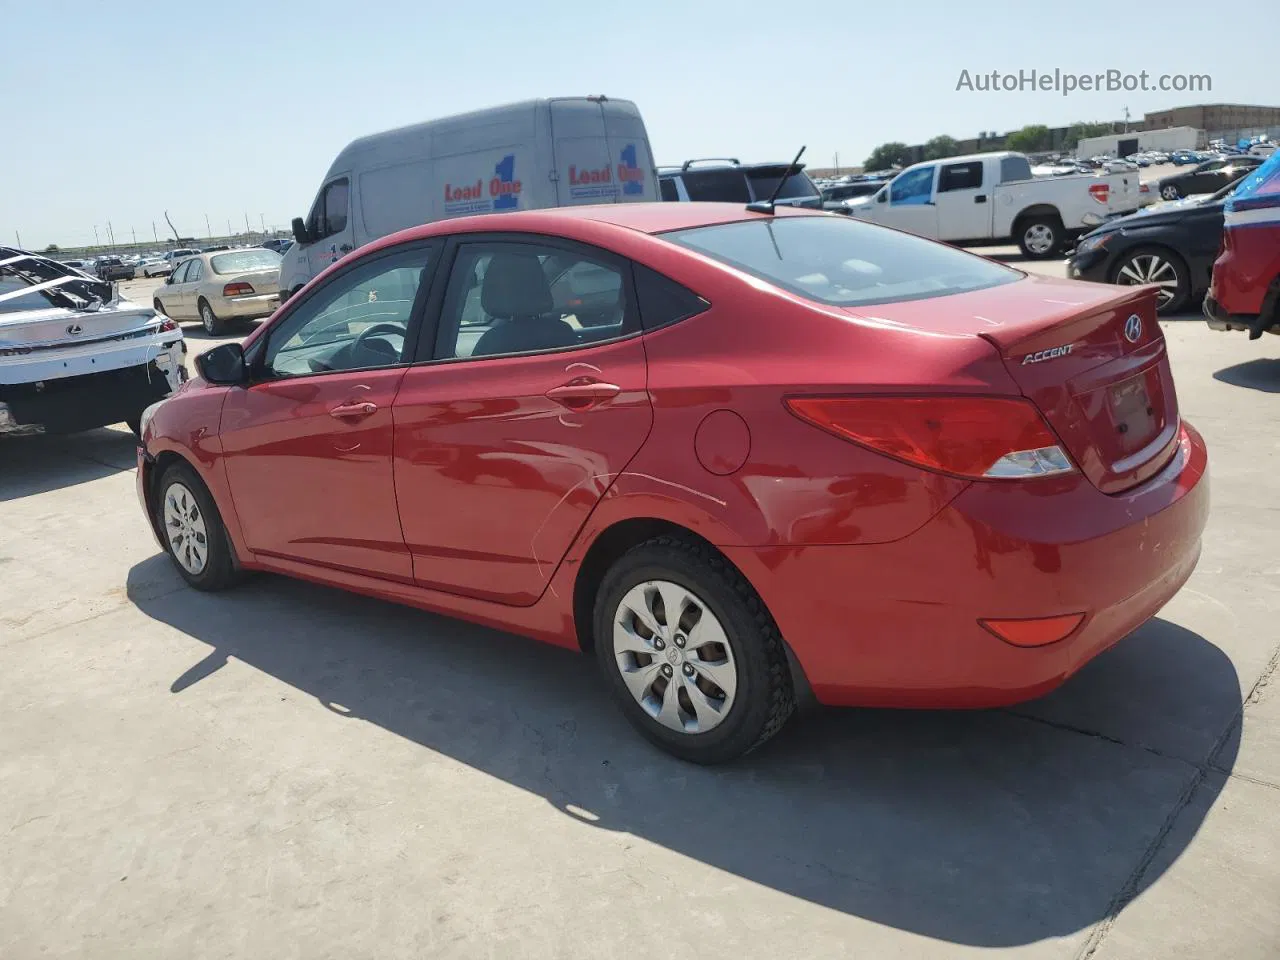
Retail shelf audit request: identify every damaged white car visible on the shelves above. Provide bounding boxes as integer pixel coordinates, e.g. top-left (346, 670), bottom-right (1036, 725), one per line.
top-left (1, 247), bottom-right (187, 436)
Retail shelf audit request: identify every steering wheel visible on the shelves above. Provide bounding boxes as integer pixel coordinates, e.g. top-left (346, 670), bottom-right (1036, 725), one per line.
top-left (350, 322), bottom-right (406, 361)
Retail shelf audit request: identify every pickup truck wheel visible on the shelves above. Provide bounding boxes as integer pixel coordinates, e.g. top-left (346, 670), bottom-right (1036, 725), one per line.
top-left (199, 298), bottom-right (227, 336)
top-left (1017, 218), bottom-right (1063, 259)
top-left (1111, 246), bottom-right (1190, 314)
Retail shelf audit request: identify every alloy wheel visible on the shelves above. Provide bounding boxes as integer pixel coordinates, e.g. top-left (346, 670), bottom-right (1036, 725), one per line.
top-left (1160, 184), bottom-right (1180, 200)
top-left (1116, 253), bottom-right (1181, 309)
top-left (611, 580), bottom-right (738, 734)
top-left (201, 303), bottom-right (216, 333)
top-left (163, 482), bottom-right (209, 575)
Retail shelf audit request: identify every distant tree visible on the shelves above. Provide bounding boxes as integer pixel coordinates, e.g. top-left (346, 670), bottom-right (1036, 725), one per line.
top-left (1005, 124), bottom-right (1052, 153)
top-left (42, 243), bottom-right (60, 254)
top-left (1064, 121), bottom-right (1116, 150)
top-left (864, 142), bottom-right (912, 171)
top-left (923, 135), bottom-right (960, 160)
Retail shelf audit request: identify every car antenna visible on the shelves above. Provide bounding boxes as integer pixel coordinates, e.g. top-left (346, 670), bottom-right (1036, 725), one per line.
top-left (747, 145), bottom-right (806, 214)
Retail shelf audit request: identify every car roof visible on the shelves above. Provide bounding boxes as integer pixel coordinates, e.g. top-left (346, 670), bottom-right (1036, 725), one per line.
top-left (323, 203), bottom-right (821, 275)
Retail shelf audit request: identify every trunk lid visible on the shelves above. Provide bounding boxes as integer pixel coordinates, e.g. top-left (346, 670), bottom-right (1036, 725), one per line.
top-left (848, 274), bottom-right (1180, 493)
top-left (235, 269), bottom-right (280, 296)
top-left (0, 300), bottom-right (158, 347)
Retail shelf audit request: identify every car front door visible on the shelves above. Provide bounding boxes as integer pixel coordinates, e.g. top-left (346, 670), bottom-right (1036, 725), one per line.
top-left (881, 166), bottom-right (939, 238)
top-left (934, 160), bottom-right (989, 241)
top-left (392, 236), bottom-right (652, 606)
top-left (156, 261), bottom-right (186, 317)
top-left (303, 176), bottom-right (355, 280)
top-left (218, 241), bottom-right (438, 580)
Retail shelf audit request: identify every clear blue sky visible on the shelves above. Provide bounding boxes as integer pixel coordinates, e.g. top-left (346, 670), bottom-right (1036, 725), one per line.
top-left (2, 0), bottom-right (1274, 248)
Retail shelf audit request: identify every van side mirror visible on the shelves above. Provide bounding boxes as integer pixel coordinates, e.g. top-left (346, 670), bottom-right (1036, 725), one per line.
top-left (196, 342), bottom-right (247, 385)
top-left (291, 217), bottom-right (312, 245)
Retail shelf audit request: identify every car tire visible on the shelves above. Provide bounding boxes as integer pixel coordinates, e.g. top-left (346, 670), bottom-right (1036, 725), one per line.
top-left (198, 298), bottom-right (227, 336)
top-left (1160, 183), bottom-right (1181, 201)
top-left (592, 536), bottom-right (796, 764)
top-left (155, 461), bottom-right (242, 592)
top-left (1111, 246), bottom-right (1191, 314)
top-left (1016, 216), bottom-right (1063, 259)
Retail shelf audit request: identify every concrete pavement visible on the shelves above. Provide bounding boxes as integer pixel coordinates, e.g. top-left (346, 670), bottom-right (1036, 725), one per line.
top-left (2, 270), bottom-right (1279, 958)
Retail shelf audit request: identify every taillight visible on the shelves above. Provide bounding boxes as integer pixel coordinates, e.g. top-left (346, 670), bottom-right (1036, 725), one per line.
top-left (784, 395), bottom-right (1075, 480)
top-left (157, 317), bottom-right (178, 333)
top-left (223, 282), bottom-right (254, 296)
top-left (1088, 182), bottom-right (1110, 204)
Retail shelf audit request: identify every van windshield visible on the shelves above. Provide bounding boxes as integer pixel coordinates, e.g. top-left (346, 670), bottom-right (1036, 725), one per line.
top-left (664, 214), bottom-right (1020, 307)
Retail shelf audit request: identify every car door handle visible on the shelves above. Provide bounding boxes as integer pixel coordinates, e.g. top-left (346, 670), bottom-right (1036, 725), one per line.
top-left (974, 194), bottom-right (987, 203)
top-left (545, 379), bottom-right (621, 410)
top-left (329, 401), bottom-right (377, 419)
top-left (339, 244), bottom-right (353, 253)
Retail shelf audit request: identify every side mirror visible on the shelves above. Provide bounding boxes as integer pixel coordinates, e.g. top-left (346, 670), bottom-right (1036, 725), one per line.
top-left (164, 274), bottom-right (174, 285)
top-left (196, 342), bottom-right (248, 385)
top-left (291, 217), bottom-right (312, 245)
top-left (876, 191), bottom-right (887, 203)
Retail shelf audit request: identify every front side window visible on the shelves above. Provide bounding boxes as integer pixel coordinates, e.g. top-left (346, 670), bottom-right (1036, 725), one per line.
top-left (264, 245), bottom-right (433, 378)
top-left (434, 241), bottom-right (631, 360)
top-left (664, 214), bottom-right (1020, 308)
top-left (889, 167), bottom-right (935, 205)
top-left (321, 179), bottom-right (349, 235)
top-left (170, 261), bottom-right (190, 284)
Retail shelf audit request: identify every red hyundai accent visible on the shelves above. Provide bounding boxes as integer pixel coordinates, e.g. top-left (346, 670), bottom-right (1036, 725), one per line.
top-left (136, 203), bottom-right (1209, 763)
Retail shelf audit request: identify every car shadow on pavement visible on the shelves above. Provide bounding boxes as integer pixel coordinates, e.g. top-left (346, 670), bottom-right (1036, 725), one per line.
top-left (1213, 357), bottom-right (1280, 393)
top-left (1, 428), bottom-right (138, 501)
top-left (126, 556), bottom-right (1240, 949)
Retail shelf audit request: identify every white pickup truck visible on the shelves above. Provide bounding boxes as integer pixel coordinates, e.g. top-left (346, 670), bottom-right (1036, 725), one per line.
top-left (845, 151), bottom-right (1143, 258)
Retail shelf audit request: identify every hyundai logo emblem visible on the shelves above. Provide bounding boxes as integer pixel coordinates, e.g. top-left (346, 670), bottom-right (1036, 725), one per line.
top-left (66, 323), bottom-right (83, 336)
top-left (1124, 314), bottom-right (1143, 343)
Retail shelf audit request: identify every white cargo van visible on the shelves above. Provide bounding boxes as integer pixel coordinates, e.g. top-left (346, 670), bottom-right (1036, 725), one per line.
top-left (279, 96), bottom-right (658, 300)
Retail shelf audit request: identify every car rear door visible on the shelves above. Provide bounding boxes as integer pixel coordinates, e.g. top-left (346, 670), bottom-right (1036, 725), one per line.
top-left (551, 99), bottom-right (625, 205)
top-left (392, 234), bottom-right (652, 606)
top-left (218, 241), bottom-right (438, 580)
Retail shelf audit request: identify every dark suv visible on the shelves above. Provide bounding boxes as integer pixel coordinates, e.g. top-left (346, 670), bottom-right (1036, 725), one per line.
top-left (659, 159), bottom-right (823, 209)
top-left (95, 257), bottom-right (135, 281)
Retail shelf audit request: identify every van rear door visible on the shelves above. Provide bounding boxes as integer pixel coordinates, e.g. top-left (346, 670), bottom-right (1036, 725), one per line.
top-left (550, 98), bottom-right (655, 205)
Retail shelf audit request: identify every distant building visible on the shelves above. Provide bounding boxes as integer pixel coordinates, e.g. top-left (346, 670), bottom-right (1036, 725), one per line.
top-left (1075, 126), bottom-right (1200, 159)
top-left (1143, 104), bottom-right (1280, 135)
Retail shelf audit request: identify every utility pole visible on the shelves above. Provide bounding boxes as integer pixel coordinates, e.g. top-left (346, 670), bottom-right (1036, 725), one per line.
top-left (153, 221), bottom-right (159, 243)
top-left (1123, 106), bottom-right (1131, 133)
top-left (260, 213), bottom-right (266, 234)
top-left (107, 221), bottom-right (115, 249)
top-left (245, 212), bottom-right (251, 236)
top-left (226, 219), bottom-right (232, 238)
top-left (205, 213), bottom-right (212, 239)
top-left (93, 225), bottom-right (100, 249)
top-left (132, 227), bottom-right (137, 247)
top-left (15, 230), bottom-right (21, 248)
top-left (833, 152), bottom-right (840, 175)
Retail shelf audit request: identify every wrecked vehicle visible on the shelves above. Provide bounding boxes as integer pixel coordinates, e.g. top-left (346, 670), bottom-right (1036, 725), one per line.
top-left (1, 247), bottom-right (187, 436)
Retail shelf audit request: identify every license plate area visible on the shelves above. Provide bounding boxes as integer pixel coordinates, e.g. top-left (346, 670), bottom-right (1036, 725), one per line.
top-left (1108, 372), bottom-right (1162, 455)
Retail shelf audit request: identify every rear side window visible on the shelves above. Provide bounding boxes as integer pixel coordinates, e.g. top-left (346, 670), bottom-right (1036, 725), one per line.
top-left (682, 169), bottom-right (751, 203)
top-left (633, 265), bottom-right (708, 330)
top-left (664, 215), bottom-right (1019, 307)
top-left (747, 171), bottom-right (819, 201)
top-left (1000, 156), bottom-right (1033, 182)
top-left (938, 162), bottom-right (983, 192)
top-left (659, 178), bottom-right (680, 202)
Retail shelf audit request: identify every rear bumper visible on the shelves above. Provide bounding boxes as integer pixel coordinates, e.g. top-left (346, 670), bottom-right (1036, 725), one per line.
top-left (0, 358), bottom-right (183, 435)
top-left (214, 292), bottom-right (279, 320)
top-left (727, 423), bottom-right (1210, 709)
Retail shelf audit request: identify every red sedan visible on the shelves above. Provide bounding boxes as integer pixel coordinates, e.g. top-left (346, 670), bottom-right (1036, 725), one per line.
top-left (136, 202), bottom-right (1209, 763)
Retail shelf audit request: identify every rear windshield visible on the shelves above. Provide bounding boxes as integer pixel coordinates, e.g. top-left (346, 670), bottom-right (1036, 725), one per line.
top-left (747, 171), bottom-right (819, 201)
top-left (211, 250), bottom-right (282, 274)
top-left (664, 215), bottom-right (1020, 307)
